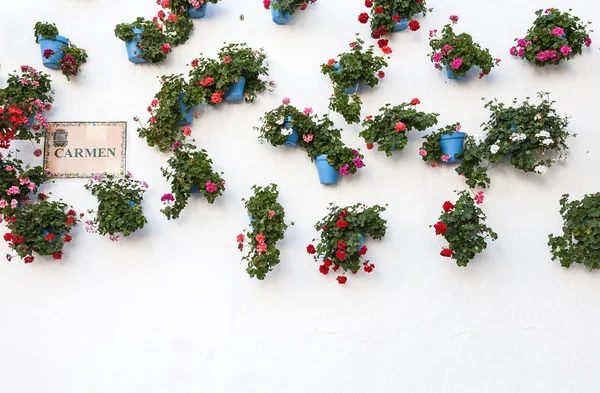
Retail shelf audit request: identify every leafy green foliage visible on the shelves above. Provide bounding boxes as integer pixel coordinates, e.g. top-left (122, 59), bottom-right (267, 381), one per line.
top-left (432, 190), bottom-right (497, 267)
top-left (321, 35), bottom-right (388, 123)
top-left (33, 22), bottom-right (58, 43)
top-left (455, 91), bottom-right (572, 189)
top-left (239, 184), bottom-right (293, 280)
top-left (60, 44), bottom-right (88, 81)
top-left (512, 8), bottom-right (592, 66)
top-left (114, 18), bottom-right (170, 64)
top-left (309, 203), bottom-right (387, 281)
top-left (360, 101), bottom-right (439, 156)
top-left (548, 193), bottom-right (600, 270)
top-left (0, 153), bottom-right (48, 216)
top-left (218, 43), bottom-right (270, 103)
top-left (5, 196), bottom-right (81, 261)
top-left (255, 103), bottom-right (303, 146)
top-left (368, 0), bottom-right (432, 35)
top-left (419, 123), bottom-right (461, 164)
top-left (429, 19), bottom-right (500, 78)
top-left (160, 143), bottom-right (225, 220)
top-left (186, 57), bottom-right (235, 106)
top-left (85, 173), bottom-right (148, 238)
top-left (269, 0), bottom-right (309, 15)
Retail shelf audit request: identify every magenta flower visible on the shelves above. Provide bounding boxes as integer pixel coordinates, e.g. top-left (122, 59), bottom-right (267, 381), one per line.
top-left (205, 181), bottom-right (218, 193)
top-left (161, 193), bottom-right (175, 202)
top-left (552, 27), bottom-right (564, 37)
top-left (544, 8), bottom-right (553, 14)
top-left (171, 141), bottom-right (181, 150)
top-left (442, 44), bottom-right (453, 54)
top-left (353, 156), bottom-right (364, 169)
top-left (429, 29), bottom-right (437, 38)
top-left (474, 191), bottom-right (485, 205)
top-left (339, 164), bottom-right (350, 176)
top-left (140, 181), bottom-right (149, 189)
top-left (518, 48), bottom-right (525, 57)
top-left (536, 51), bottom-right (549, 61)
top-left (303, 107), bottom-right (313, 115)
top-left (517, 39), bottom-right (527, 47)
top-left (449, 15), bottom-right (459, 22)
top-left (282, 97), bottom-right (290, 104)
top-left (584, 37), bottom-right (592, 47)
top-left (450, 57), bottom-right (463, 70)
top-left (419, 149), bottom-right (427, 156)
top-left (93, 173), bottom-right (103, 182)
top-left (560, 45), bottom-right (573, 56)
top-left (509, 47), bottom-right (518, 56)
top-left (433, 52), bottom-right (443, 63)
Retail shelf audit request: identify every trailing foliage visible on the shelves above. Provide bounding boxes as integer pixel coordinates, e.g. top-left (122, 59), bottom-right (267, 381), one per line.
top-left (264, 0), bottom-right (316, 15)
top-left (34, 22), bottom-right (88, 81)
top-left (0, 152), bottom-right (48, 216)
top-left (419, 123), bottom-right (462, 165)
top-left (362, 0), bottom-right (432, 38)
top-left (114, 18), bottom-right (172, 64)
top-left (33, 22), bottom-right (58, 43)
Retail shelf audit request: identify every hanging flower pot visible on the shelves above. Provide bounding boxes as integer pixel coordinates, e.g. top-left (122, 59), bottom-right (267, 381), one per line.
top-left (224, 76), bottom-right (247, 103)
top-left (420, 123), bottom-right (465, 165)
top-left (445, 66), bottom-right (467, 80)
top-left (391, 11), bottom-right (409, 31)
top-left (189, 3), bottom-right (208, 18)
top-left (270, 2), bottom-right (291, 25)
top-left (439, 132), bottom-right (466, 163)
top-left (315, 154), bottom-right (339, 185)
top-left (283, 116), bottom-right (299, 146)
top-left (332, 62), bottom-right (359, 94)
top-left (125, 28), bottom-right (146, 64)
top-left (178, 93), bottom-right (193, 126)
top-left (38, 34), bottom-right (69, 70)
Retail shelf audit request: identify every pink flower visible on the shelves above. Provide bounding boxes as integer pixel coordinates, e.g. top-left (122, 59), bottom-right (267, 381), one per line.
top-left (182, 126), bottom-right (192, 136)
top-left (560, 45), bottom-right (572, 56)
top-left (584, 37), bottom-right (592, 47)
top-left (442, 44), bottom-right (453, 53)
top-left (10, 199), bottom-right (18, 209)
top-left (256, 242), bottom-right (267, 254)
top-left (544, 8), bottom-right (553, 14)
top-left (450, 57), bottom-right (463, 70)
top-left (449, 15), bottom-right (459, 22)
top-left (303, 107), bottom-right (313, 115)
top-left (429, 29), bottom-right (437, 38)
top-left (161, 193), bottom-right (175, 202)
top-left (268, 210), bottom-right (275, 219)
top-left (172, 141), bottom-right (181, 150)
top-left (27, 182), bottom-right (36, 191)
top-left (509, 46), bottom-right (518, 56)
top-left (6, 186), bottom-right (20, 195)
top-left (419, 149), bottom-right (427, 156)
top-left (431, 162), bottom-right (438, 168)
top-left (33, 149), bottom-right (42, 157)
top-left (236, 233), bottom-right (245, 243)
top-left (282, 97), bottom-right (290, 104)
top-left (518, 48), bottom-right (525, 57)
top-left (5, 166), bottom-right (15, 172)
top-left (433, 52), bottom-right (443, 63)
top-left (552, 27), bottom-right (564, 36)
top-left (205, 181), bottom-right (218, 193)
top-left (455, 124), bottom-right (461, 132)
top-left (517, 39), bottom-right (527, 47)
top-left (140, 181), bottom-right (149, 189)
top-left (441, 154), bottom-right (451, 162)
top-left (474, 191), bottom-right (485, 204)
top-left (339, 164), bottom-right (350, 176)
top-left (161, 43), bottom-right (171, 53)
top-left (303, 134), bottom-right (314, 143)
top-left (395, 122), bottom-right (406, 131)
top-left (353, 156), bottom-right (364, 169)
top-left (536, 51), bottom-right (549, 61)
top-left (109, 235), bottom-right (120, 242)
top-left (0, 200), bottom-right (7, 208)
top-left (256, 233), bottom-right (265, 243)
top-left (93, 173), bottom-right (103, 181)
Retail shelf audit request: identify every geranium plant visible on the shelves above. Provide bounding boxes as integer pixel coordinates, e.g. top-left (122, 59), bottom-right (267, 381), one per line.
top-left (419, 122), bottom-right (462, 166)
top-left (455, 91), bottom-right (572, 189)
top-left (307, 203), bottom-right (387, 284)
top-left (136, 74), bottom-right (194, 152)
top-left (0, 106), bottom-right (27, 148)
top-left (84, 172), bottom-right (148, 241)
top-left (264, 0), bottom-right (316, 15)
top-left (429, 15), bottom-right (500, 79)
top-left (510, 8), bottom-right (592, 66)
top-left (432, 190), bottom-right (497, 267)
top-left (548, 193), bottom-right (600, 270)
top-left (321, 35), bottom-right (388, 124)
top-left (0, 152), bottom-right (48, 216)
top-left (255, 99), bottom-right (305, 146)
top-left (34, 22), bottom-right (88, 81)
top-left (237, 184), bottom-right (293, 280)
top-left (359, 0), bottom-right (432, 42)
top-left (360, 98), bottom-right (439, 156)
top-left (160, 143), bottom-right (225, 220)
top-left (218, 43), bottom-right (271, 102)
top-left (114, 18), bottom-right (172, 64)
top-left (4, 195), bottom-right (82, 263)
top-left (186, 57), bottom-right (235, 105)
top-left (157, 0), bottom-right (195, 46)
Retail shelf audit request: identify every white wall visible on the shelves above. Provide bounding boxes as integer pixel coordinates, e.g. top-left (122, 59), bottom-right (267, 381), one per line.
top-left (1, 0), bottom-right (600, 392)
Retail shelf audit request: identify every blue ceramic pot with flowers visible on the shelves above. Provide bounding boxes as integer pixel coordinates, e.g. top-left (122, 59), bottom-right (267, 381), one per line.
top-left (333, 62), bottom-right (359, 94)
top-left (445, 66), bottom-right (465, 80)
top-left (391, 10), bottom-right (409, 31)
top-left (38, 35), bottom-right (69, 69)
top-left (178, 93), bottom-right (193, 126)
top-left (357, 233), bottom-right (365, 251)
top-left (439, 132), bottom-right (466, 163)
top-left (315, 154), bottom-right (338, 185)
top-left (189, 2), bottom-right (208, 18)
top-left (224, 76), bottom-right (247, 103)
top-left (283, 116), bottom-right (299, 146)
top-left (125, 28), bottom-right (146, 64)
top-left (270, 0), bottom-right (291, 24)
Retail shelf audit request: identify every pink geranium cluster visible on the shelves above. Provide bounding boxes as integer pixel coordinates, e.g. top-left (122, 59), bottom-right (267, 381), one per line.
top-left (339, 149), bottom-right (365, 176)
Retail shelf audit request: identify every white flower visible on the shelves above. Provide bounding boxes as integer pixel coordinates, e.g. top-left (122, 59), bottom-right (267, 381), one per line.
top-left (535, 130), bottom-right (550, 138)
top-left (490, 144), bottom-right (500, 154)
top-left (534, 165), bottom-right (547, 174)
top-left (510, 133), bottom-right (526, 142)
top-left (542, 138), bottom-right (554, 146)
top-left (275, 117), bottom-right (285, 125)
top-left (265, 125), bottom-right (271, 131)
top-left (534, 113), bottom-right (542, 120)
top-left (559, 154), bottom-right (568, 161)
top-left (280, 127), bottom-right (292, 136)
top-left (473, 134), bottom-right (483, 143)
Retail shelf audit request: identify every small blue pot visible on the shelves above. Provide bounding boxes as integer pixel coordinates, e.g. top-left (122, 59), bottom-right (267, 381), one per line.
top-left (38, 35), bottom-right (69, 70)
top-left (125, 28), bottom-right (146, 64)
top-left (224, 76), bottom-right (246, 103)
top-left (129, 201), bottom-right (135, 207)
top-left (446, 67), bottom-right (465, 80)
top-left (190, 185), bottom-right (200, 193)
top-left (315, 154), bottom-right (338, 185)
top-left (270, 1), bottom-right (291, 25)
top-left (391, 11), bottom-right (409, 31)
top-left (27, 115), bottom-right (35, 128)
top-left (178, 93), bottom-right (193, 126)
top-left (440, 132), bottom-right (466, 163)
top-left (283, 116), bottom-right (299, 146)
top-left (357, 233), bottom-right (365, 251)
top-left (509, 123), bottom-right (517, 133)
top-left (189, 3), bottom-right (208, 18)
top-left (333, 62), bottom-right (359, 94)
top-left (248, 212), bottom-right (255, 230)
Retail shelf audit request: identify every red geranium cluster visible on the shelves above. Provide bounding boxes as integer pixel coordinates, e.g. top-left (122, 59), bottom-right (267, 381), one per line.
top-left (0, 105), bottom-right (27, 149)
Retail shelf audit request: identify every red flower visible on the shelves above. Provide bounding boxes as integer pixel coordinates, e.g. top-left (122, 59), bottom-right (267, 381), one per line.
top-left (366, 143), bottom-right (374, 150)
top-left (306, 244), bottom-right (316, 254)
top-left (336, 219), bottom-right (348, 229)
top-left (67, 217), bottom-right (76, 226)
top-left (52, 251), bottom-right (63, 260)
top-left (335, 250), bottom-right (346, 260)
top-left (382, 46), bottom-right (392, 54)
top-left (324, 259), bottom-right (332, 267)
top-left (43, 49), bottom-right (55, 59)
top-left (319, 265), bottom-right (329, 275)
top-left (5, 216), bottom-right (16, 223)
top-left (63, 234), bottom-right (72, 243)
top-left (357, 245), bottom-right (367, 256)
top-left (211, 92), bottom-right (224, 104)
top-left (358, 12), bottom-right (369, 24)
top-left (377, 39), bottom-right (389, 48)
top-left (263, 0), bottom-right (271, 9)
top-left (339, 209), bottom-right (348, 219)
top-left (365, 0), bottom-right (373, 7)
top-left (200, 77), bottom-right (214, 87)
top-left (322, 226), bottom-right (328, 231)
top-left (392, 14), bottom-right (401, 23)
top-left (410, 98), bottom-right (420, 105)
top-left (223, 56), bottom-right (231, 64)
top-left (374, 6), bottom-right (384, 14)
top-left (33, 149), bottom-right (42, 157)
top-left (442, 201), bottom-right (455, 213)
top-left (336, 276), bottom-right (348, 284)
top-left (409, 20), bottom-right (420, 31)
top-left (67, 209), bottom-right (77, 216)
top-left (434, 221), bottom-right (448, 235)
top-left (167, 13), bottom-right (178, 22)
top-left (24, 256), bottom-right (34, 263)
top-left (327, 59), bottom-right (336, 67)
top-left (364, 263), bottom-right (375, 273)
top-left (337, 240), bottom-right (347, 250)
top-left (300, 2), bottom-right (307, 10)
top-left (3, 233), bottom-right (13, 242)
top-left (440, 248), bottom-right (454, 257)
top-left (161, 43), bottom-right (171, 53)
top-left (332, 265), bottom-right (340, 272)
top-left (157, 10), bottom-right (166, 20)
top-left (378, 71), bottom-right (385, 78)
top-left (349, 42), bottom-right (357, 48)
top-left (44, 233), bottom-right (55, 241)
top-left (191, 58), bottom-right (199, 68)
top-left (150, 116), bottom-right (157, 124)
top-left (13, 235), bottom-right (24, 244)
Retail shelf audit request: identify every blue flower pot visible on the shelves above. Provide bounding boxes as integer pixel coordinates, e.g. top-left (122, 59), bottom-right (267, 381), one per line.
top-left (270, 2), bottom-right (291, 25)
top-left (26, 115), bottom-right (35, 128)
top-left (224, 76), bottom-right (246, 103)
top-left (440, 132), bottom-right (466, 163)
top-left (391, 11), bottom-right (409, 31)
top-left (38, 35), bottom-right (68, 70)
top-left (315, 154), bottom-right (338, 185)
top-left (357, 233), bottom-right (365, 251)
top-left (248, 212), bottom-right (255, 230)
top-left (446, 67), bottom-right (465, 80)
top-left (333, 62), bottom-right (359, 94)
top-left (190, 185), bottom-right (200, 193)
top-left (178, 93), bottom-right (193, 126)
top-left (189, 3), bottom-right (208, 18)
top-left (125, 28), bottom-right (146, 64)
top-left (283, 116), bottom-right (299, 146)
top-left (129, 201), bottom-right (135, 207)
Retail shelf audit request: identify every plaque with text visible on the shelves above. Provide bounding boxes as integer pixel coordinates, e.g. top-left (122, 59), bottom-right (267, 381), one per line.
top-left (43, 122), bottom-right (127, 179)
